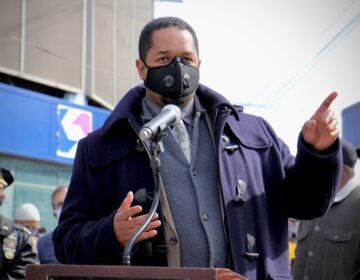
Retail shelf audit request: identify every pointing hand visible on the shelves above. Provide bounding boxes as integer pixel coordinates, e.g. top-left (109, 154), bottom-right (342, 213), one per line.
top-left (301, 92), bottom-right (339, 151)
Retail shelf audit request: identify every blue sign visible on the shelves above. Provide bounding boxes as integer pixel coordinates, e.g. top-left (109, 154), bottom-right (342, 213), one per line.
top-left (0, 83), bottom-right (110, 165)
top-left (57, 104), bottom-right (94, 159)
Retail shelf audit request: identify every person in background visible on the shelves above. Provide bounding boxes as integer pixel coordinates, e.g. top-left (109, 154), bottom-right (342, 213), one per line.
top-left (0, 167), bottom-right (37, 279)
top-left (53, 16), bottom-right (342, 279)
top-left (14, 203), bottom-right (44, 245)
top-left (288, 218), bottom-right (299, 270)
top-left (292, 139), bottom-right (360, 280)
top-left (37, 185), bottom-right (68, 264)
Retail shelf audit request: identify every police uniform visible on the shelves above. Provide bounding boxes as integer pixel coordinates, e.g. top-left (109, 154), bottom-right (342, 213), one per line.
top-left (0, 167), bottom-right (37, 279)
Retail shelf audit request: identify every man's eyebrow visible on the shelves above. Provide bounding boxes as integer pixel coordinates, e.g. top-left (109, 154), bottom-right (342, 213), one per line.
top-left (157, 50), bottom-right (170, 55)
top-left (156, 50), bottom-right (193, 56)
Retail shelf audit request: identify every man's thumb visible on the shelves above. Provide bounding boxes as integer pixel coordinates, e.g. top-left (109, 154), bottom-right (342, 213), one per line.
top-left (118, 191), bottom-right (133, 212)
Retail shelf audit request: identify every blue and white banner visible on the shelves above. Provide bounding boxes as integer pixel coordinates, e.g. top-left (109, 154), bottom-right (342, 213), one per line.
top-left (56, 104), bottom-right (93, 159)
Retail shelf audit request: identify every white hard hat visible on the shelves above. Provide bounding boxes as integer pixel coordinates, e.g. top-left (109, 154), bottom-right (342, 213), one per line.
top-left (15, 203), bottom-right (40, 222)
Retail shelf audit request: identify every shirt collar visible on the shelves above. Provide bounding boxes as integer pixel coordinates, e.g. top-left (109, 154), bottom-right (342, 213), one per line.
top-left (180, 98), bottom-right (195, 124)
top-left (142, 96), bottom-right (161, 123)
top-left (334, 177), bottom-right (359, 203)
top-left (141, 96), bottom-right (206, 125)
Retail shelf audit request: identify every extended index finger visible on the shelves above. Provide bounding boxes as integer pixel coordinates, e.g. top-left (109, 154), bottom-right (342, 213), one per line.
top-left (313, 92), bottom-right (338, 117)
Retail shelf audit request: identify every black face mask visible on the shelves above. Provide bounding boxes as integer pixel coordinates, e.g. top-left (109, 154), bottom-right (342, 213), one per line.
top-left (144, 57), bottom-right (200, 99)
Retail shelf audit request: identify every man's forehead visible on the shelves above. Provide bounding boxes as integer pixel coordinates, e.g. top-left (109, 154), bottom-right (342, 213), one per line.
top-left (151, 28), bottom-right (195, 49)
top-left (54, 189), bottom-right (67, 200)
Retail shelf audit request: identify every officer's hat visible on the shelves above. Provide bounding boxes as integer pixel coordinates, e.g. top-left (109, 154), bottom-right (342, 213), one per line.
top-left (0, 167), bottom-right (14, 188)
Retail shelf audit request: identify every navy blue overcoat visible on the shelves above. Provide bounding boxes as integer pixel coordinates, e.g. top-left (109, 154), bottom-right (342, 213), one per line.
top-left (53, 84), bottom-right (341, 280)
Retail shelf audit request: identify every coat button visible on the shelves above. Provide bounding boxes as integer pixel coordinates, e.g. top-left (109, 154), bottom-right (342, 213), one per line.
top-left (236, 179), bottom-right (247, 193)
top-left (169, 237), bottom-right (178, 245)
top-left (202, 213), bottom-right (209, 221)
top-left (192, 169), bottom-right (199, 176)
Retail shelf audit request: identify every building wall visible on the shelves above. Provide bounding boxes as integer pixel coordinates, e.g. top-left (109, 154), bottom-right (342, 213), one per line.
top-left (0, 0), bottom-right (153, 109)
top-left (93, 0), bottom-right (153, 108)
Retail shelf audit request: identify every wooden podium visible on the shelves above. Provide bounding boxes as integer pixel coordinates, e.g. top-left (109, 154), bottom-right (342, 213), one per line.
top-left (26, 264), bottom-right (247, 280)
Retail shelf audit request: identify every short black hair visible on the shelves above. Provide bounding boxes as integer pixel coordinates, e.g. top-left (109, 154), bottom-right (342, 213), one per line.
top-left (138, 16), bottom-right (199, 62)
top-left (0, 167), bottom-right (14, 187)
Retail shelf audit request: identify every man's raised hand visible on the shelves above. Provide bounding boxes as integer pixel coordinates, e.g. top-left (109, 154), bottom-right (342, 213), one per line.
top-left (302, 92), bottom-right (339, 151)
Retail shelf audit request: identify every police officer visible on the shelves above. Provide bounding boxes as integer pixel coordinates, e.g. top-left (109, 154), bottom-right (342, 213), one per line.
top-left (0, 167), bottom-right (37, 279)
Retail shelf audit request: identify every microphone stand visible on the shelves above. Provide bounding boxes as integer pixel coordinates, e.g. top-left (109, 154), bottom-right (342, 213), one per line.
top-left (122, 128), bottom-right (165, 266)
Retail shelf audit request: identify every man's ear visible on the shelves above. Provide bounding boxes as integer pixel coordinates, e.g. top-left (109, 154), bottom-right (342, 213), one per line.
top-left (136, 59), bottom-right (146, 80)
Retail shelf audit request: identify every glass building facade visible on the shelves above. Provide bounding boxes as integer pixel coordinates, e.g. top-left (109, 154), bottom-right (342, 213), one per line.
top-left (0, 155), bottom-right (72, 232)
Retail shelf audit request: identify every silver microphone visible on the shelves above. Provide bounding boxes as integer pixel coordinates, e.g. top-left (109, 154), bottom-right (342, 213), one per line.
top-left (139, 104), bottom-right (181, 141)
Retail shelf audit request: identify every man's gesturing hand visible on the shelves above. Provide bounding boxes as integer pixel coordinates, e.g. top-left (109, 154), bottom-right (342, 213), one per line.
top-left (113, 191), bottom-right (161, 247)
top-left (302, 92), bottom-right (339, 151)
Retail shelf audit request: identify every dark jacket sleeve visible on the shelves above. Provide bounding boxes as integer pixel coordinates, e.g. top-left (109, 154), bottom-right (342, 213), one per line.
top-left (227, 113), bottom-right (341, 220)
top-left (284, 134), bottom-right (341, 219)
top-left (259, 112), bottom-right (342, 220)
top-left (53, 137), bottom-right (124, 265)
